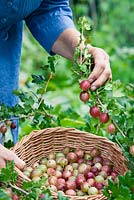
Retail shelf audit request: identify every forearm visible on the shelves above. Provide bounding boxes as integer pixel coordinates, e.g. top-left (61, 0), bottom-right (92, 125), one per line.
top-left (51, 28), bottom-right (95, 60)
top-left (52, 28), bottom-right (81, 60)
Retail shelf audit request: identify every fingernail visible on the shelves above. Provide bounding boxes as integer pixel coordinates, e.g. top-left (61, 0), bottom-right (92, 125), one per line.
top-left (89, 79), bottom-right (93, 83)
top-left (91, 86), bottom-right (97, 91)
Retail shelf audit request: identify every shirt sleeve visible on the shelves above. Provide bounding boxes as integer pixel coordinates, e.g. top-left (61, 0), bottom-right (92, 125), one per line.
top-left (25, 0), bottom-right (75, 55)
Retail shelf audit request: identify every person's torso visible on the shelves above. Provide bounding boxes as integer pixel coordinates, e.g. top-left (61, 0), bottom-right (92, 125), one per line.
top-left (0, 0), bottom-right (43, 30)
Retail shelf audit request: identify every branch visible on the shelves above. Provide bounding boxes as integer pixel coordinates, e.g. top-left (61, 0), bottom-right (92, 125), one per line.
top-left (9, 183), bottom-right (29, 195)
top-left (38, 72), bottom-right (53, 108)
top-left (97, 96), bottom-right (108, 113)
top-left (38, 110), bottom-right (53, 119)
top-left (96, 122), bottom-right (101, 135)
top-left (0, 114), bottom-right (34, 124)
top-left (112, 121), bottom-right (126, 138)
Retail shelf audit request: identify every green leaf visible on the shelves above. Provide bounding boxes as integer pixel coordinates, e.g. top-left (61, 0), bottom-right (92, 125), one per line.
top-left (37, 88), bottom-right (45, 95)
top-left (108, 179), bottom-right (119, 197)
top-left (0, 161), bottom-right (18, 184)
top-left (118, 172), bottom-right (134, 188)
top-left (60, 118), bottom-right (86, 128)
top-left (103, 187), bottom-right (111, 198)
top-left (42, 193), bottom-right (53, 200)
top-left (79, 64), bottom-right (88, 73)
top-left (48, 55), bottom-right (59, 73)
top-left (58, 192), bottom-right (70, 200)
top-left (0, 189), bottom-right (11, 200)
top-left (118, 185), bottom-right (131, 198)
top-left (13, 90), bottom-right (21, 96)
top-left (32, 74), bottom-right (45, 84)
top-left (103, 171), bottom-right (134, 200)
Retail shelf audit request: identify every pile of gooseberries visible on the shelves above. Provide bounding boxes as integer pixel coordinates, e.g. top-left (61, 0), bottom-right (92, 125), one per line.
top-left (23, 147), bottom-right (118, 197)
top-left (79, 79), bottom-right (115, 134)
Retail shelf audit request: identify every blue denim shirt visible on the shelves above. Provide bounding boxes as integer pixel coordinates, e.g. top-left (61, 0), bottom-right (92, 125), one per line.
top-left (0, 0), bottom-right (75, 143)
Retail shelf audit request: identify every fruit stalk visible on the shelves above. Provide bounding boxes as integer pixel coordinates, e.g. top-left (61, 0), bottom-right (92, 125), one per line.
top-left (97, 96), bottom-right (126, 137)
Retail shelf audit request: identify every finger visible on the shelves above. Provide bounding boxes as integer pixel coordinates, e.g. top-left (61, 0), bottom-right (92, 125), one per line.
top-left (88, 58), bottom-right (106, 83)
top-left (0, 158), bottom-right (6, 168)
top-left (15, 166), bottom-right (31, 181)
top-left (90, 69), bottom-right (111, 91)
top-left (12, 154), bottom-right (26, 170)
top-left (4, 150), bottom-right (25, 170)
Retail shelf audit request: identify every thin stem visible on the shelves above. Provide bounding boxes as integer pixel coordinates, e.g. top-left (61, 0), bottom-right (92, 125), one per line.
top-left (73, 70), bottom-right (81, 76)
top-left (38, 72), bottom-right (53, 108)
top-left (96, 122), bottom-right (101, 135)
top-left (9, 183), bottom-right (29, 195)
top-left (0, 114), bottom-right (34, 124)
top-left (97, 96), bottom-right (108, 112)
top-left (97, 96), bottom-right (126, 138)
top-left (38, 109), bottom-right (53, 118)
top-left (79, 44), bottom-right (83, 65)
top-left (30, 91), bottom-right (39, 101)
top-left (115, 137), bottom-right (124, 150)
top-left (112, 121), bottom-right (126, 138)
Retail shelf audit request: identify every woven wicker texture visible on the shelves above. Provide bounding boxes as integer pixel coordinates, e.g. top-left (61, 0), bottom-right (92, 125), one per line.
top-left (12, 127), bottom-right (128, 200)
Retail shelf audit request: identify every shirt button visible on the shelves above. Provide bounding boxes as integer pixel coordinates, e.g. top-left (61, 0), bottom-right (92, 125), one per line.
top-left (7, 1), bottom-right (13, 7)
top-left (0, 18), bottom-right (7, 24)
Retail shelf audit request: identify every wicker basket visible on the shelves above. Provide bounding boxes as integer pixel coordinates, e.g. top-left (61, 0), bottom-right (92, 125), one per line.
top-left (11, 127), bottom-right (128, 200)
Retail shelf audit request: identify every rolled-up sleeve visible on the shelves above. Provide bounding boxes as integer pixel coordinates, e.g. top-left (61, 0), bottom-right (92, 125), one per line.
top-left (25, 0), bottom-right (75, 54)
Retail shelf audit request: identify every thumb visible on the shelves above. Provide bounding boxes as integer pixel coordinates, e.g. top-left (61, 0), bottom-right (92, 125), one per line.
top-left (4, 149), bottom-right (26, 170)
top-left (12, 153), bottom-right (26, 170)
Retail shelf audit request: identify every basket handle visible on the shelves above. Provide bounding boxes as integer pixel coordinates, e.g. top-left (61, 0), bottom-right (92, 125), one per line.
top-left (15, 166), bottom-right (31, 182)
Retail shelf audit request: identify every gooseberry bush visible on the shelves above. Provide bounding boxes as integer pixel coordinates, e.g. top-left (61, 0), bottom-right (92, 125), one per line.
top-left (0, 17), bottom-right (134, 199)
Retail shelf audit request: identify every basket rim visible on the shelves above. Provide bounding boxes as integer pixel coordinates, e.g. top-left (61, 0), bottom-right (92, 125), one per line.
top-left (11, 127), bottom-right (123, 153)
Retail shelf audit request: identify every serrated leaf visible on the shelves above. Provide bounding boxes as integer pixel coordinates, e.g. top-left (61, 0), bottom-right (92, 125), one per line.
top-left (118, 172), bottom-right (134, 188)
top-left (118, 185), bottom-right (131, 198)
top-left (104, 179), bottom-right (122, 198)
top-left (0, 161), bottom-right (18, 184)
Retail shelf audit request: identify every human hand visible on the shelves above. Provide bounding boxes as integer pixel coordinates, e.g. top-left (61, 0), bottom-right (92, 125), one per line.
top-left (0, 144), bottom-right (25, 169)
top-left (51, 28), bottom-right (112, 91)
top-left (87, 45), bottom-right (112, 91)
